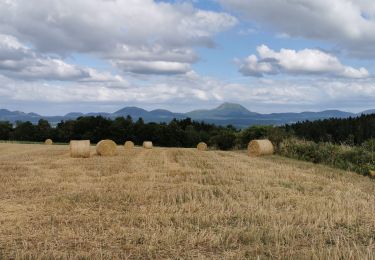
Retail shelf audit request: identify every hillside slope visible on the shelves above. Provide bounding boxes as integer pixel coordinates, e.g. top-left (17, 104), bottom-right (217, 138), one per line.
top-left (0, 144), bottom-right (374, 258)
top-left (1, 103), bottom-right (371, 127)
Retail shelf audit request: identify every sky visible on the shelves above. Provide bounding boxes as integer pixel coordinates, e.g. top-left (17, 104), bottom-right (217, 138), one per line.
top-left (0, 0), bottom-right (375, 115)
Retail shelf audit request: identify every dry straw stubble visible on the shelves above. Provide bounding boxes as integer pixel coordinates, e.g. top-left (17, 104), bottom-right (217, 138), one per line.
top-left (70, 140), bottom-right (90, 158)
top-left (248, 139), bottom-right (274, 157)
top-left (96, 140), bottom-right (118, 156)
top-left (0, 143), bottom-right (374, 259)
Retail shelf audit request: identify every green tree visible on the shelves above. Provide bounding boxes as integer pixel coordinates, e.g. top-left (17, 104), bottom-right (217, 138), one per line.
top-left (12, 121), bottom-right (37, 141)
top-left (0, 121), bottom-right (12, 140)
top-left (36, 119), bottom-right (52, 141)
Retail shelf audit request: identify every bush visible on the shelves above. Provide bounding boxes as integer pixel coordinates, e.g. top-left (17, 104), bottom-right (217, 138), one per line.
top-left (238, 126), bottom-right (273, 148)
top-left (210, 131), bottom-right (236, 150)
top-left (267, 127), bottom-right (291, 153)
top-left (362, 139), bottom-right (375, 152)
top-left (279, 138), bottom-right (374, 176)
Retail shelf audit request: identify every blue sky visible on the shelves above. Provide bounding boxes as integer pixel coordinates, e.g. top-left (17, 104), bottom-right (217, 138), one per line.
top-left (0, 0), bottom-right (374, 115)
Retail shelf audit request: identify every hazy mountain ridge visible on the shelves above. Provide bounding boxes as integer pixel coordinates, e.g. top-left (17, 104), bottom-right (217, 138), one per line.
top-left (361, 109), bottom-right (375, 115)
top-left (0, 102), bottom-right (372, 128)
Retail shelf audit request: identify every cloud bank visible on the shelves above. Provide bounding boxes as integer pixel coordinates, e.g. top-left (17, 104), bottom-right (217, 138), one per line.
top-left (0, 0), bottom-right (237, 75)
top-left (0, 0), bottom-right (373, 114)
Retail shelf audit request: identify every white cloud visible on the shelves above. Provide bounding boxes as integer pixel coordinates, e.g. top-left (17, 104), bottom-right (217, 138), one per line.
top-left (107, 45), bottom-right (198, 64)
top-left (219, 0), bottom-right (375, 57)
top-left (1, 72), bottom-right (374, 114)
top-left (0, 0), bottom-right (237, 75)
top-left (114, 60), bottom-right (191, 75)
top-left (108, 45), bottom-right (196, 75)
top-left (239, 45), bottom-right (369, 78)
top-left (0, 34), bottom-right (124, 82)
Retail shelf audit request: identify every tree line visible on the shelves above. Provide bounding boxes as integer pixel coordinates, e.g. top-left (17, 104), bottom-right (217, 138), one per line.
top-left (286, 114), bottom-right (375, 145)
top-left (0, 116), bottom-right (241, 150)
top-left (0, 113), bottom-right (374, 150)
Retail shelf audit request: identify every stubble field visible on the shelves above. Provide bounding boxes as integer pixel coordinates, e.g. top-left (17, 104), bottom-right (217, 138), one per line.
top-left (0, 143), bottom-right (374, 259)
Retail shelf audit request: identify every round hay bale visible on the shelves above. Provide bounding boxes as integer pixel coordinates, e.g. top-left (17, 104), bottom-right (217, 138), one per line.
top-left (143, 141), bottom-right (153, 149)
top-left (45, 139), bottom-right (53, 145)
top-left (96, 140), bottom-right (118, 156)
top-left (124, 141), bottom-right (135, 149)
top-left (197, 142), bottom-right (208, 151)
top-left (70, 140), bottom-right (90, 158)
top-left (248, 139), bottom-right (274, 157)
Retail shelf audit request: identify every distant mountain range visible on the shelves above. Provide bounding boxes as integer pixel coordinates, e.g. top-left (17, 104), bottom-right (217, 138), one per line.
top-left (0, 103), bottom-right (373, 128)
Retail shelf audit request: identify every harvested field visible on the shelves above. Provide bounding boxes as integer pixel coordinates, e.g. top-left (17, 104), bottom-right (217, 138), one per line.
top-left (0, 143), bottom-right (374, 259)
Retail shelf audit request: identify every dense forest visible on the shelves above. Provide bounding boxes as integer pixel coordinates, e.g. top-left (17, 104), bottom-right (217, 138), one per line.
top-left (287, 114), bottom-right (375, 145)
top-left (0, 113), bottom-right (374, 150)
top-left (0, 116), bottom-right (241, 150)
